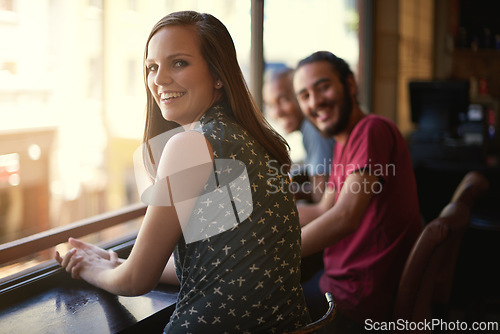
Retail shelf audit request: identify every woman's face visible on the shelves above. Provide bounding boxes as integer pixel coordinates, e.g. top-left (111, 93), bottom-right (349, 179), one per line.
top-left (146, 25), bottom-right (222, 126)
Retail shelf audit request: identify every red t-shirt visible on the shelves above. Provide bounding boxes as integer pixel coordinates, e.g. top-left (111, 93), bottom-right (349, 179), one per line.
top-left (320, 114), bottom-right (421, 322)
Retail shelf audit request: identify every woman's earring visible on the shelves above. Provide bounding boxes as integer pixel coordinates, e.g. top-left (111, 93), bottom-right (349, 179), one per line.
top-left (216, 80), bottom-right (222, 88)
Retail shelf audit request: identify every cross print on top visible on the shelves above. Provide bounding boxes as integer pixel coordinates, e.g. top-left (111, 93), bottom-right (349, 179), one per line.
top-left (166, 106), bottom-right (310, 333)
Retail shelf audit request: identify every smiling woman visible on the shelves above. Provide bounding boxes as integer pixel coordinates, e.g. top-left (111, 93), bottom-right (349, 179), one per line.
top-left (55, 10), bottom-right (310, 333)
top-left (145, 25), bottom-right (224, 126)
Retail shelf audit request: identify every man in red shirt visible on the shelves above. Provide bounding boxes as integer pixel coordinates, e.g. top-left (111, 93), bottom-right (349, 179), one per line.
top-left (293, 51), bottom-right (422, 332)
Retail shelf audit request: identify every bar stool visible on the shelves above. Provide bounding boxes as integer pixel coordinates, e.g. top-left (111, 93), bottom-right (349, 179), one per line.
top-left (283, 292), bottom-right (336, 334)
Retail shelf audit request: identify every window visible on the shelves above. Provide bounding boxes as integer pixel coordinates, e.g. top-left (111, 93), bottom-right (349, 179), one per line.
top-left (126, 58), bottom-right (138, 96)
top-left (0, 0), bottom-right (360, 281)
top-left (0, 0), bottom-right (17, 23)
top-left (0, 0), bottom-right (251, 280)
top-left (0, 153), bottom-right (20, 188)
top-left (264, 0), bottom-right (358, 69)
top-left (88, 0), bottom-right (102, 9)
top-left (0, 0), bottom-right (161, 279)
top-left (87, 57), bottom-right (103, 99)
top-left (263, 0), bottom-right (359, 163)
top-left (0, 61), bottom-right (16, 75)
top-left (0, 0), bottom-right (14, 12)
top-left (0, 153), bottom-right (21, 244)
top-left (127, 0), bottom-right (138, 12)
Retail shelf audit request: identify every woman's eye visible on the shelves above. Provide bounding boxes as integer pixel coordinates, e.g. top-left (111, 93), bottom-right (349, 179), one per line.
top-left (147, 64), bottom-right (158, 72)
top-left (173, 60), bottom-right (187, 68)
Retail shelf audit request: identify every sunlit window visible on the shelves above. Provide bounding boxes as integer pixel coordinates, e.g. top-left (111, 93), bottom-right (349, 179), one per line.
top-left (0, 0), bottom-right (17, 23)
top-left (0, 0), bottom-right (359, 280)
top-left (263, 0), bottom-right (359, 163)
top-left (0, 0), bottom-right (251, 280)
top-left (0, 0), bottom-right (14, 12)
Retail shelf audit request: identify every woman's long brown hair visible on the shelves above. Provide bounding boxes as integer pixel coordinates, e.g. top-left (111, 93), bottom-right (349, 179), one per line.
top-left (142, 11), bottom-right (291, 176)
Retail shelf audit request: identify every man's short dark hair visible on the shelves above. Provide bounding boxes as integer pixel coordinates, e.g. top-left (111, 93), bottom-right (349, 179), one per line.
top-left (296, 51), bottom-right (353, 87)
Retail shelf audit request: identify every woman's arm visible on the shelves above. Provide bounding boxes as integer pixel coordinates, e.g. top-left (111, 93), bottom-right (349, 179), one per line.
top-left (57, 131), bottom-right (212, 295)
top-left (160, 256), bottom-right (180, 286)
top-left (98, 205), bottom-right (181, 295)
top-left (56, 238), bottom-right (180, 286)
top-left (57, 197), bottom-right (183, 296)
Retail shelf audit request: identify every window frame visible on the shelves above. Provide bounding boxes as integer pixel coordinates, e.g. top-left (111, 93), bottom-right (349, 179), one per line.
top-left (0, 202), bottom-right (145, 289)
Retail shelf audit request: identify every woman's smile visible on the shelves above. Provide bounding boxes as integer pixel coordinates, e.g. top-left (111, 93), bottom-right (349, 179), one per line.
top-left (160, 91), bottom-right (186, 103)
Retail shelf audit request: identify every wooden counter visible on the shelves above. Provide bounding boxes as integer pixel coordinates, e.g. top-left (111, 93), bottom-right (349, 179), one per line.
top-left (0, 266), bottom-right (178, 334)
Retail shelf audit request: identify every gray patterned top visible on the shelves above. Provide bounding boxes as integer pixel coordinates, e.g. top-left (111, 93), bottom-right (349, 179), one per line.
top-left (164, 104), bottom-right (310, 333)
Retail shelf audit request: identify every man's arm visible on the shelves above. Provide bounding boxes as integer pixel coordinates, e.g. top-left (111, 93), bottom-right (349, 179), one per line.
top-left (309, 174), bottom-right (328, 203)
top-left (300, 172), bottom-right (379, 257)
top-left (300, 119), bottom-right (335, 203)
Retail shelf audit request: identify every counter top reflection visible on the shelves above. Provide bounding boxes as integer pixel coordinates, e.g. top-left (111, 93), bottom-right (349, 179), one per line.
top-left (0, 269), bottom-right (178, 334)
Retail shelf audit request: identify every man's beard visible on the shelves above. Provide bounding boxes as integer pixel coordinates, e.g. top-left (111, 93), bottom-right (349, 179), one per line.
top-left (314, 90), bottom-right (353, 137)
